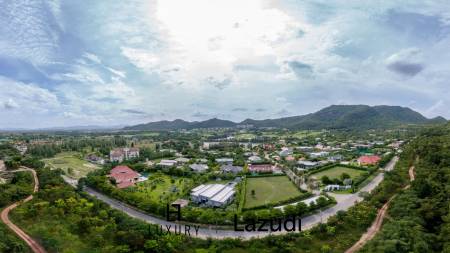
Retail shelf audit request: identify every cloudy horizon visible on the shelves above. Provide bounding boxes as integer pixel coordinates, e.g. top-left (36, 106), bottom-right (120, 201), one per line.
top-left (1, 0), bottom-right (450, 129)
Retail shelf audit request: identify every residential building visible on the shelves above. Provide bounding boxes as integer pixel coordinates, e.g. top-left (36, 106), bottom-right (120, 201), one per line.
top-left (190, 163), bottom-right (209, 173)
top-left (309, 151), bottom-right (329, 158)
top-left (110, 147), bottom-right (140, 162)
top-left (215, 158), bottom-right (233, 164)
top-left (298, 160), bottom-right (319, 169)
top-left (220, 164), bottom-right (243, 174)
top-left (324, 184), bottom-right (351, 191)
top-left (86, 154), bottom-right (105, 165)
top-left (108, 165), bottom-right (140, 189)
top-left (157, 159), bottom-right (178, 167)
top-left (247, 155), bottom-right (262, 163)
top-left (279, 147), bottom-right (293, 157)
top-left (357, 155), bottom-right (381, 165)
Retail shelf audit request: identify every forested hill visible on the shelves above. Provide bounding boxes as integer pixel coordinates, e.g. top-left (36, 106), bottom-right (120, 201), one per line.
top-left (362, 123), bottom-right (450, 252)
top-left (124, 105), bottom-right (447, 131)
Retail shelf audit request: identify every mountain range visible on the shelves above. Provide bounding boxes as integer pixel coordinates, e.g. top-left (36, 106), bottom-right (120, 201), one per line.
top-left (123, 105), bottom-right (447, 131)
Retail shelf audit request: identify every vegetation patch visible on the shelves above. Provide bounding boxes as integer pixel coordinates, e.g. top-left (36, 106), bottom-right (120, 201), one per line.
top-left (42, 152), bottom-right (100, 179)
top-left (124, 172), bottom-right (193, 203)
top-left (244, 176), bottom-right (305, 209)
top-left (310, 166), bottom-right (366, 181)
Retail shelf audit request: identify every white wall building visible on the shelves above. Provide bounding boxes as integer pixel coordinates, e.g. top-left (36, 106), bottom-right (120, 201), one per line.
top-left (191, 183), bottom-right (235, 207)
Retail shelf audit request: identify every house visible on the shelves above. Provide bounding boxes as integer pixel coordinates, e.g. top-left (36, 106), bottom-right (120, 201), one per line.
top-left (324, 184), bottom-right (351, 192)
top-left (86, 154), bottom-right (105, 165)
top-left (202, 142), bottom-right (220, 149)
top-left (109, 165), bottom-right (140, 188)
top-left (328, 155), bottom-right (343, 162)
top-left (109, 147), bottom-right (140, 162)
top-left (297, 146), bottom-right (314, 152)
top-left (247, 155), bottom-right (262, 163)
top-left (215, 158), bottom-right (233, 164)
top-left (309, 151), bottom-right (329, 158)
top-left (279, 147), bottom-right (293, 157)
top-left (357, 155), bottom-right (381, 165)
top-left (248, 164), bottom-right (279, 173)
top-left (220, 164), bottom-right (243, 174)
top-left (157, 159), bottom-right (178, 167)
top-left (189, 164), bottom-right (209, 173)
top-left (191, 183), bottom-right (235, 207)
top-left (298, 160), bottom-right (319, 169)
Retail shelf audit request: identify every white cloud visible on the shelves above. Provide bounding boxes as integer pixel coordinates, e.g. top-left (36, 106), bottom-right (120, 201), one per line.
top-left (0, 76), bottom-right (59, 112)
top-left (121, 47), bottom-right (160, 71)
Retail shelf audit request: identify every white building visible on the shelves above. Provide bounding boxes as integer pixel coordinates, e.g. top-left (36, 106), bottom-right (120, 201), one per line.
top-left (309, 151), bottom-right (329, 158)
top-left (189, 164), bottom-right (209, 173)
top-left (324, 184), bottom-right (351, 191)
top-left (191, 183), bottom-right (235, 207)
top-left (157, 159), bottom-right (177, 167)
top-left (110, 147), bottom-right (140, 162)
top-left (215, 158), bottom-right (233, 164)
top-left (248, 155), bottom-right (262, 163)
top-left (297, 160), bottom-right (318, 169)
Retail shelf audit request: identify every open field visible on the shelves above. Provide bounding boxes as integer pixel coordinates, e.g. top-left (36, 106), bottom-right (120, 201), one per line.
top-left (125, 173), bottom-right (193, 203)
top-left (43, 152), bottom-right (100, 179)
top-left (234, 133), bottom-right (257, 140)
top-left (244, 176), bottom-right (303, 209)
top-left (291, 130), bottom-right (323, 139)
top-left (310, 166), bottom-right (365, 180)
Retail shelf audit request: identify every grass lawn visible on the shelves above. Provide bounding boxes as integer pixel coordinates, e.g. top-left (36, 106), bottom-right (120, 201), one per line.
top-left (310, 166), bottom-right (365, 180)
top-left (291, 130), bottom-right (322, 139)
top-left (125, 173), bottom-right (193, 203)
top-left (42, 152), bottom-right (100, 179)
top-left (234, 133), bottom-right (256, 140)
top-left (244, 176), bottom-right (303, 209)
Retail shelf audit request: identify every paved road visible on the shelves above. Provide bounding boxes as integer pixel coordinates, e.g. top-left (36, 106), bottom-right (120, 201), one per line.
top-left (83, 156), bottom-right (398, 239)
top-left (1, 168), bottom-right (47, 253)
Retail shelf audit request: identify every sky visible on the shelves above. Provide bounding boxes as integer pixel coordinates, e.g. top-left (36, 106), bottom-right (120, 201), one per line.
top-left (0, 0), bottom-right (449, 129)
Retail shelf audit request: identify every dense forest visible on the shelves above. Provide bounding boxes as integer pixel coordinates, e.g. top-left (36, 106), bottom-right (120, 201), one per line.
top-left (361, 124), bottom-right (450, 252)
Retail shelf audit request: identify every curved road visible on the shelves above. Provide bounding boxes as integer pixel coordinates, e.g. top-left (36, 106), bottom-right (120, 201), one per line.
top-left (83, 157), bottom-right (398, 239)
top-left (1, 168), bottom-right (47, 253)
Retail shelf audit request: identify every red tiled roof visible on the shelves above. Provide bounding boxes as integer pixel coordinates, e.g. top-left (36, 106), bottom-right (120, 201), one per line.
top-left (109, 165), bottom-right (139, 188)
top-left (358, 155), bottom-right (381, 165)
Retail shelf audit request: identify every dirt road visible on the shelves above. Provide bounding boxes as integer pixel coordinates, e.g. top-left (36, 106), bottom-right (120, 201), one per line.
top-left (345, 165), bottom-right (415, 253)
top-left (0, 168), bottom-right (47, 253)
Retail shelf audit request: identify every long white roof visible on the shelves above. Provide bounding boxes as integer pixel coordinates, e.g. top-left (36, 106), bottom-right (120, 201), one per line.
top-left (200, 184), bottom-right (226, 198)
top-left (210, 186), bottom-right (234, 203)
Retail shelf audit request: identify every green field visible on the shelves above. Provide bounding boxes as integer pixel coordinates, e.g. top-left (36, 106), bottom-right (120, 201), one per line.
top-left (244, 176), bottom-right (303, 209)
top-left (234, 133), bottom-right (257, 140)
top-left (43, 152), bottom-right (100, 179)
top-left (310, 166), bottom-right (365, 180)
top-left (125, 173), bottom-right (193, 203)
top-left (291, 130), bottom-right (322, 139)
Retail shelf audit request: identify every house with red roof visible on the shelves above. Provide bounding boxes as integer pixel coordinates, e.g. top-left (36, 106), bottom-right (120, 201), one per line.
top-left (108, 165), bottom-right (140, 188)
top-left (357, 155), bottom-right (381, 166)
